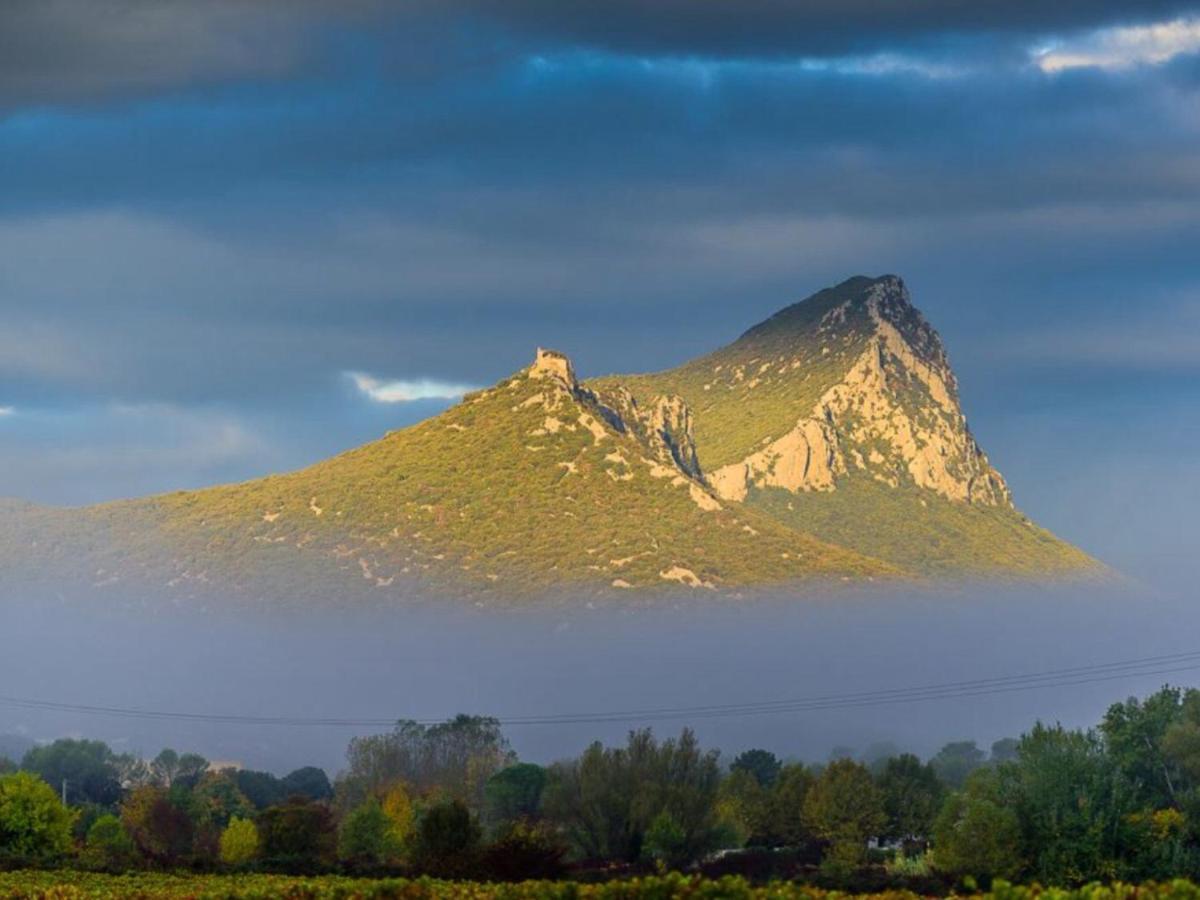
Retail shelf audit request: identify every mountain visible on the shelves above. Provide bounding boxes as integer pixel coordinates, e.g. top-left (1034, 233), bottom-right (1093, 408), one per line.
top-left (596, 275), bottom-right (1093, 576)
top-left (0, 276), bottom-right (1097, 606)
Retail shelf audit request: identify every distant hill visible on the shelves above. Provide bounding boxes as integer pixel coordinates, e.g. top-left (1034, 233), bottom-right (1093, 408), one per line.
top-left (0, 276), bottom-right (1098, 606)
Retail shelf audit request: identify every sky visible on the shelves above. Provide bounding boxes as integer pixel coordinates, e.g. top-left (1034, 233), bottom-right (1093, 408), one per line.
top-left (1, 0), bottom-right (1199, 583)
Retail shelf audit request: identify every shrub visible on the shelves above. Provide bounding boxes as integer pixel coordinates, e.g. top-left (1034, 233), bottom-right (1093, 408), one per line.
top-left (0, 772), bottom-right (76, 863)
top-left (411, 799), bottom-right (481, 878)
top-left (218, 816), bottom-right (260, 867)
top-left (83, 815), bottom-right (137, 871)
top-left (481, 820), bottom-right (568, 881)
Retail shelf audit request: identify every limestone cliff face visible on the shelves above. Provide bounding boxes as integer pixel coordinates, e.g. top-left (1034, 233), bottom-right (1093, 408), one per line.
top-left (707, 276), bottom-right (1012, 507)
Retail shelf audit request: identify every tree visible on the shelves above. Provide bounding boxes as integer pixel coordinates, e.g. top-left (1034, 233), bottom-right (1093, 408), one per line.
top-left (716, 768), bottom-right (769, 848)
top-left (120, 785), bottom-right (194, 867)
top-left (730, 749), bottom-right (782, 788)
top-left (233, 770), bottom-right (286, 810)
top-left (280, 767), bottom-right (332, 802)
top-left (643, 811), bottom-right (689, 868)
top-left (339, 797), bottom-right (402, 867)
top-left (218, 816), bottom-right (260, 867)
top-left (484, 763), bottom-right (546, 828)
top-left (192, 771), bottom-right (255, 830)
top-left (543, 728), bottom-right (724, 865)
top-left (1008, 723), bottom-right (1127, 884)
top-left (0, 771), bottom-right (76, 862)
top-left (803, 758), bottom-right (885, 873)
top-left (150, 749), bottom-right (209, 789)
top-left (411, 798), bottom-right (481, 877)
top-left (878, 754), bottom-right (943, 843)
top-left (344, 715), bottom-right (514, 811)
top-left (381, 783), bottom-right (416, 850)
top-left (766, 763), bottom-right (816, 848)
top-left (21, 739), bottom-right (121, 807)
top-left (930, 741), bottom-right (986, 789)
top-left (932, 768), bottom-right (1024, 883)
top-left (990, 738), bottom-right (1020, 765)
top-left (257, 796), bottom-right (336, 870)
top-left (1102, 687), bottom-right (1187, 809)
top-left (83, 814), bottom-right (137, 871)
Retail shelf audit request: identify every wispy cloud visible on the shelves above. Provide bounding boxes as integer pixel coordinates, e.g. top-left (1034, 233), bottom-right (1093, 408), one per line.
top-left (0, 406), bottom-right (14, 417)
top-left (1035, 17), bottom-right (1200, 72)
top-left (347, 372), bottom-right (479, 404)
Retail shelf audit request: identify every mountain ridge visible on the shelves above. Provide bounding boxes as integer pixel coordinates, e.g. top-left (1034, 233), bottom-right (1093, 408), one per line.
top-left (0, 275), bottom-right (1100, 606)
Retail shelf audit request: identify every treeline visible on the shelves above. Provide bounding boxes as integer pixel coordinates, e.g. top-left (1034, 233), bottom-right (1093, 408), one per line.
top-left (2, 687), bottom-right (1200, 886)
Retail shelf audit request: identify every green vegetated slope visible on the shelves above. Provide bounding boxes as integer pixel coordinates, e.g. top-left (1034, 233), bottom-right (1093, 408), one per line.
top-left (749, 481), bottom-right (1096, 578)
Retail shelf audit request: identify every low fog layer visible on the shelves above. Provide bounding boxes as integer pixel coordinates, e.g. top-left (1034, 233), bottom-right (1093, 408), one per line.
top-left (2, 577), bottom-right (1196, 777)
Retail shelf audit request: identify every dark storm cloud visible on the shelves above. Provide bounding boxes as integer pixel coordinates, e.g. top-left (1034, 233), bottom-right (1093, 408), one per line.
top-left (3, 0), bottom-right (1198, 108)
top-left (434, 0), bottom-right (1200, 58)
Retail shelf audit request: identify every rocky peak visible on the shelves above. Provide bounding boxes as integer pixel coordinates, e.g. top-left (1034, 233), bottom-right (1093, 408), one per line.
top-left (530, 347), bottom-right (578, 389)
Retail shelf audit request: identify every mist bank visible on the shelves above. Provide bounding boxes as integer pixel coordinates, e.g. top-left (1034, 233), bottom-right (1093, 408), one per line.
top-left (1, 576), bottom-right (1195, 777)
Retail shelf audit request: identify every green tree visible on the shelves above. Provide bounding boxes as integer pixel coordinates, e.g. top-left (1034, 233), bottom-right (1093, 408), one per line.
top-left (83, 814), bottom-right (137, 871)
top-left (21, 739), bottom-right (121, 807)
top-left (257, 796), bottom-right (336, 870)
top-left (218, 816), bottom-right (260, 867)
top-left (716, 768), bottom-right (768, 847)
top-left (280, 766), bottom-right (332, 801)
top-left (192, 771), bottom-right (255, 830)
top-left (730, 749), bottom-right (782, 788)
top-left (878, 753), bottom-right (943, 842)
top-left (932, 767), bottom-right (1024, 883)
top-left (150, 749), bottom-right (209, 789)
top-left (0, 771), bottom-right (76, 862)
top-left (930, 741), bottom-right (985, 789)
top-left (543, 728), bottom-right (724, 864)
top-left (1102, 687), bottom-right (1186, 809)
top-left (764, 763), bottom-right (815, 848)
top-left (233, 770), bottom-right (286, 809)
top-left (484, 763), bottom-right (546, 829)
top-left (411, 798), bottom-right (481, 877)
top-left (643, 811), bottom-right (689, 868)
top-left (1009, 723), bottom-right (1127, 884)
top-left (338, 797), bottom-right (402, 867)
top-left (990, 738), bottom-right (1020, 764)
top-left (803, 758), bottom-right (885, 874)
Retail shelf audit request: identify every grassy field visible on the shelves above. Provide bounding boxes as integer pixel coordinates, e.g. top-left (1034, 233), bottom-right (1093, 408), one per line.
top-left (1, 872), bottom-right (1198, 900)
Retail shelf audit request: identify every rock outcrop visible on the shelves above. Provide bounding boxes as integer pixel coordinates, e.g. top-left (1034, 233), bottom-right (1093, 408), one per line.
top-left (707, 276), bottom-right (1012, 507)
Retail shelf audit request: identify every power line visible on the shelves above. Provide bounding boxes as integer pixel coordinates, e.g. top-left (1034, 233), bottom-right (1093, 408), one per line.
top-left (1, 648), bottom-right (1197, 729)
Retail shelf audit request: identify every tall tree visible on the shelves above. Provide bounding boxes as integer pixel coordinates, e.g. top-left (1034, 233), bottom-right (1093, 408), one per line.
top-left (932, 767), bottom-right (1024, 883)
top-left (802, 758), bottom-right (885, 872)
top-left (21, 739), bottom-right (121, 808)
top-left (877, 754), bottom-right (943, 842)
top-left (930, 741), bottom-right (986, 789)
top-left (730, 749), bottom-right (782, 788)
top-left (344, 715), bottom-right (514, 810)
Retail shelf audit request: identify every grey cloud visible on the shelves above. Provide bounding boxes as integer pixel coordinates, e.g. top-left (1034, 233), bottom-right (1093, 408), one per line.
top-left (0, 0), bottom-right (387, 106)
top-left (430, 0), bottom-right (1200, 58)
